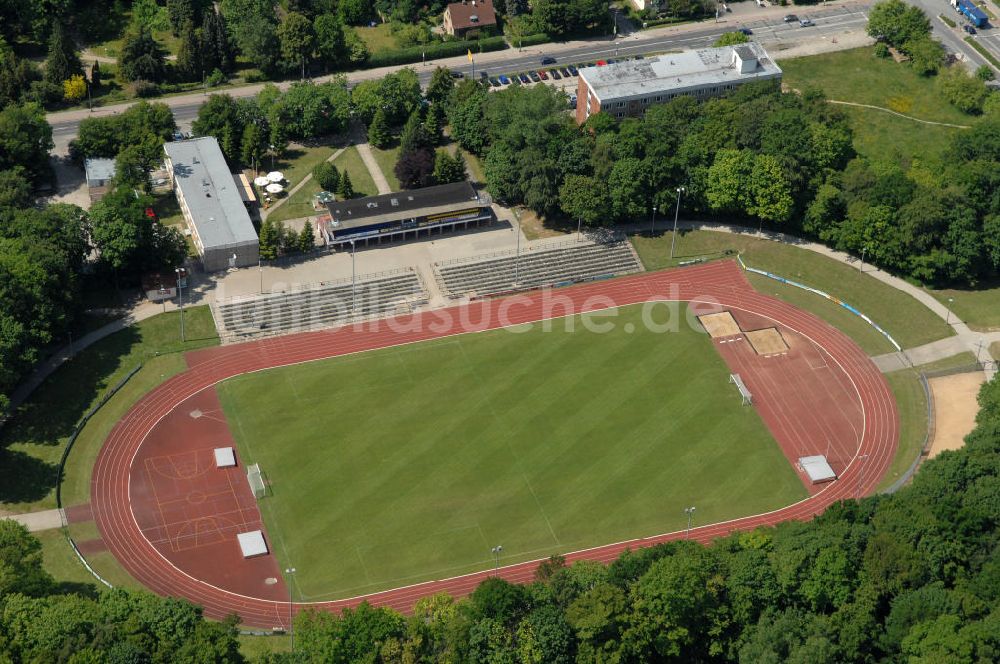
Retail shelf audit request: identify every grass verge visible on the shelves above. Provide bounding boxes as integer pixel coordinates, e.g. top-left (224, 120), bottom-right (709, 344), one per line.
top-left (631, 229), bottom-right (954, 354)
top-left (218, 304), bottom-right (806, 599)
top-left (877, 369), bottom-right (929, 492)
top-left (926, 282), bottom-right (1000, 332)
top-left (965, 36), bottom-right (1000, 69)
top-left (915, 352), bottom-right (980, 373)
top-left (370, 144), bottom-right (401, 192)
top-left (0, 307), bottom-right (218, 513)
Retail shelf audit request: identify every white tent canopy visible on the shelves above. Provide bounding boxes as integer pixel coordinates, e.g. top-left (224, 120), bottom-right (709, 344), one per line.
top-left (265, 183), bottom-right (284, 194)
top-left (253, 176), bottom-right (270, 187)
top-left (266, 171), bottom-right (284, 183)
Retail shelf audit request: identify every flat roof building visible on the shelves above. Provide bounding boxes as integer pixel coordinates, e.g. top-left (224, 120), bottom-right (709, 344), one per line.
top-left (84, 157), bottom-right (116, 202)
top-left (323, 181), bottom-right (494, 247)
top-left (576, 43), bottom-right (782, 123)
top-left (163, 137), bottom-right (259, 271)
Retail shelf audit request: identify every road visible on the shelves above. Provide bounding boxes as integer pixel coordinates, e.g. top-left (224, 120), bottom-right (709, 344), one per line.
top-left (47, 2), bottom-right (871, 155)
top-left (907, 0), bottom-right (1000, 70)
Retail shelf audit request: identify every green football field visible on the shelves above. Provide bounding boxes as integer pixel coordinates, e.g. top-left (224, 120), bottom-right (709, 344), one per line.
top-left (217, 305), bottom-right (807, 600)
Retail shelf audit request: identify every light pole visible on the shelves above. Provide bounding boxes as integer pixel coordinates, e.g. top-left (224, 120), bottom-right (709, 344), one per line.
top-left (350, 240), bottom-right (357, 313)
top-left (856, 454), bottom-right (870, 499)
top-left (946, 297), bottom-right (954, 325)
top-left (859, 245), bottom-right (867, 272)
top-left (684, 506), bottom-right (696, 539)
top-left (976, 338), bottom-right (985, 364)
top-left (285, 567), bottom-right (296, 652)
top-left (577, 216), bottom-right (582, 242)
top-left (669, 186), bottom-right (685, 260)
top-left (491, 545), bottom-right (503, 575)
top-left (175, 267), bottom-right (186, 342)
top-left (649, 205), bottom-right (657, 236)
top-left (258, 255), bottom-right (263, 294)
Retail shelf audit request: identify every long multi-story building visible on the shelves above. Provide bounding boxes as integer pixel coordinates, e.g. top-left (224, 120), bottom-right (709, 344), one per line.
top-left (575, 42), bottom-right (782, 124)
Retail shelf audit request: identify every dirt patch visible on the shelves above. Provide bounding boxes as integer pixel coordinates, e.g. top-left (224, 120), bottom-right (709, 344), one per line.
top-left (746, 328), bottom-right (789, 355)
top-left (515, 208), bottom-right (571, 241)
top-left (699, 311), bottom-right (741, 338)
top-left (927, 372), bottom-right (986, 458)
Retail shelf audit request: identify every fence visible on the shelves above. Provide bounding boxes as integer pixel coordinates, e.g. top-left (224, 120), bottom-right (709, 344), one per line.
top-left (736, 254), bottom-right (902, 352)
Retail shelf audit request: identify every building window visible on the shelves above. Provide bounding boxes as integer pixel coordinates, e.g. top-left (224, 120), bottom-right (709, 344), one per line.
top-left (616, 112), bottom-right (624, 118)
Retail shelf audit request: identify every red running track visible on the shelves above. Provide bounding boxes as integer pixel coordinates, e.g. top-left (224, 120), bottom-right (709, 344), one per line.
top-left (91, 261), bottom-right (898, 628)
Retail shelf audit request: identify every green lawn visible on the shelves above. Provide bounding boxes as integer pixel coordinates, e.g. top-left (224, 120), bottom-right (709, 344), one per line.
top-left (877, 369), bottom-right (929, 492)
top-left (354, 24), bottom-right (398, 53)
top-left (269, 144), bottom-right (337, 191)
top-left (370, 144), bottom-right (401, 191)
top-left (218, 305), bottom-right (806, 600)
top-left (778, 47), bottom-right (970, 166)
top-left (631, 230), bottom-right (954, 355)
top-left (926, 282), bottom-right (1000, 332)
top-left (0, 307), bottom-right (218, 513)
top-left (334, 145), bottom-right (378, 198)
top-left (266, 146), bottom-right (377, 223)
top-left (916, 352), bottom-right (980, 373)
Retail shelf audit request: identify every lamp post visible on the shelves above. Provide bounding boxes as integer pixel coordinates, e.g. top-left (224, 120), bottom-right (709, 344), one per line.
top-left (175, 267), bottom-right (186, 342)
top-left (577, 216), bottom-right (583, 242)
top-left (859, 245), bottom-right (867, 272)
top-left (491, 545), bottom-right (503, 575)
top-left (946, 297), bottom-right (954, 325)
top-left (285, 567), bottom-right (296, 652)
top-left (350, 240), bottom-right (357, 313)
top-left (976, 338), bottom-right (985, 364)
top-left (856, 454), bottom-right (870, 499)
top-left (514, 217), bottom-right (522, 285)
top-left (669, 186), bottom-right (685, 260)
top-left (649, 205), bottom-right (657, 236)
top-left (684, 506), bottom-right (696, 539)
top-left (258, 256), bottom-right (263, 294)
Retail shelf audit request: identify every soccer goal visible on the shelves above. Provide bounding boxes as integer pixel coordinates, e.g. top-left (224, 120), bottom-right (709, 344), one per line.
top-left (730, 373), bottom-right (753, 406)
top-left (247, 463), bottom-right (267, 499)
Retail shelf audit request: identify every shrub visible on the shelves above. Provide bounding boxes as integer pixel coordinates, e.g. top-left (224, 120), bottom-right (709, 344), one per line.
top-left (312, 161), bottom-right (340, 192)
top-left (206, 69), bottom-right (227, 87)
top-left (976, 65), bottom-right (995, 82)
top-left (243, 69), bottom-right (268, 83)
top-left (512, 33), bottom-right (551, 48)
top-left (365, 36), bottom-right (506, 69)
top-left (129, 80), bottom-right (161, 98)
top-left (874, 42), bottom-right (890, 58)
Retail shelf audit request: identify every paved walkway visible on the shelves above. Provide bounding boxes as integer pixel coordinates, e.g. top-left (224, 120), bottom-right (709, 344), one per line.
top-left (356, 142), bottom-right (393, 195)
top-left (263, 144), bottom-right (349, 220)
top-left (1, 508), bottom-right (66, 532)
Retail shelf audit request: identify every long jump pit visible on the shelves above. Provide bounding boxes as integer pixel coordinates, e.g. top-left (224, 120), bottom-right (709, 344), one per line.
top-left (90, 260), bottom-right (898, 628)
top-left (927, 371), bottom-right (987, 458)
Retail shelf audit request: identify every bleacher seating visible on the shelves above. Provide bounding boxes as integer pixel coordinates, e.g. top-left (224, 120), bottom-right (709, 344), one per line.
top-left (435, 241), bottom-right (641, 297)
top-left (217, 271), bottom-right (425, 339)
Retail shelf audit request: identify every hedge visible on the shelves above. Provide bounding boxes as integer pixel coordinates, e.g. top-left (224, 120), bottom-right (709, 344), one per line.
top-left (365, 36), bottom-right (507, 69)
top-left (510, 33), bottom-right (552, 48)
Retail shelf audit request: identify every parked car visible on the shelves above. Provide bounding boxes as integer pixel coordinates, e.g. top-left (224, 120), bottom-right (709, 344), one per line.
top-left (529, 71), bottom-right (540, 82)
top-left (498, 75), bottom-right (511, 85)
top-left (567, 65), bottom-right (579, 76)
top-left (480, 71), bottom-right (488, 79)
top-left (964, 23), bottom-right (977, 34)
top-left (596, 59), bottom-right (608, 66)
top-left (537, 70), bottom-right (549, 80)
top-left (569, 95), bottom-right (578, 109)
top-left (739, 27), bottom-right (753, 35)
top-left (559, 67), bottom-right (571, 77)
top-left (172, 131), bottom-right (185, 141)
top-left (550, 69), bottom-right (562, 80)
top-left (634, 54), bottom-right (645, 59)
top-left (510, 76), bottom-right (521, 85)
top-left (519, 73), bottom-right (531, 83)
top-left (450, 70), bottom-right (464, 78)
top-left (607, 59), bottom-right (617, 65)
top-left (541, 56), bottom-right (556, 65)
top-left (489, 77), bottom-right (501, 87)
top-left (799, 18), bottom-right (814, 26)
top-left (783, 14), bottom-right (798, 22)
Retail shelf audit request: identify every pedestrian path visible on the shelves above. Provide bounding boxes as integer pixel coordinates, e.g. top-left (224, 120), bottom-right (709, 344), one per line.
top-left (262, 144), bottom-right (349, 220)
top-left (1, 508), bottom-right (66, 532)
top-left (356, 141), bottom-right (393, 195)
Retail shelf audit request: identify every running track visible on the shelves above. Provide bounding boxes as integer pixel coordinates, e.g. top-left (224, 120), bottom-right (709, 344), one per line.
top-left (91, 261), bottom-right (898, 628)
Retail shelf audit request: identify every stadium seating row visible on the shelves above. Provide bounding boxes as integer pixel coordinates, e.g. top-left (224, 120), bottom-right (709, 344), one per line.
top-left (216, 271), bottom-right (426, 340)
top-left (434, 241), bottom-right (641, 297)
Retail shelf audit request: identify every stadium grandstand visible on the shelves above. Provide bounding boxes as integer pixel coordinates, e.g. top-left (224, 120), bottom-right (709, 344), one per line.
top-left (434, 238), bottom-right (642, 298)
top-left (215, 270), bottom-right (426, 340)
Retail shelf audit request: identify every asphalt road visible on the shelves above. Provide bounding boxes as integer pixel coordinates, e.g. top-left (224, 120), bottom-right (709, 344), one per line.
top-left (47, 3), bottom-right (870, 155)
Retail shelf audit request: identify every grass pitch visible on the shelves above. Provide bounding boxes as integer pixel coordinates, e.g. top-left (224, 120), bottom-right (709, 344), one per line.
top-left (218, 305), bottom-right (806, 600)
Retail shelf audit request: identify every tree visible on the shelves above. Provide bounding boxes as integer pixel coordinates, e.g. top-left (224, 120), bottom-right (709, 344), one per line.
top-left (313, 161), bottom-right (340, 191)
top-left (337, 170), bottom-right (355, 198)
top-left (43, 22), bottom-right (82, 86)
top-left (174, 19), bottom-right (201, 82)
top-left (258, 217), bottom-right (279, 259)
top-left (0, 167), bottom-right (32, 209)
top-left (167, 0), bottom-right (206, 35)
top-left (426, 66), bottom-right (455, 105)
top-left (192, 93), bottom-right (243, 162)
top-left (448, 82), bottom-right (489, 155)
top-left (866, 0), bottom-right (931, 48)
top-left (90, 60), bottom-right (102, 89)
top-left (278, 11), bottom-right (315, 78)
top-left (608, 157), bottom-right (649, 222)
top-left (314, 12), bottom-right (346, 71)
top-left (714, 31), bottom-right (749, 47)
top-left (938, 68), bottom-right (988, 114)
top-left (298, 220), bottom-right (315, 252)
top-left (559, 174), bottom-right (611, 227)
top-left (976, 65), bottom-right (995, 82)
top-left (367, 107), bottom-right (391, 149)
top-left (240, 122), bottom-right (266, 171)
top-left (425, 103), bottom-right (445, 146)
top-left (705, 148), bottom-right (754, 215)
top-left (432, 150), bottom-right (466, 185)
top-left (904, 37), bottom-right (945, 76)
top-left (339, 0), bottom-right (374, 25)
top-left (62, 74), bottom-right (87, 103)
top-left (0, 103), bottom-right (54, 184)
top-left (202, 7), bottom-right (234, 74)
top-left (749, 153), bottom-right (794, 223)
top-left (399, 108), bottom-right (431, 154)
top-left (118, 28), bottom-right (167, 83)
top-left (395, 146), bottom-right (436, 189)
top-left (0, 520), bottom-right (53, 597)
top-left (350, 68), bottom-right (422, 125)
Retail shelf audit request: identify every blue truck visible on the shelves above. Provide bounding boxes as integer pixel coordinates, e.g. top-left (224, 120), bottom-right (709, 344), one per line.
top-left (954, 0), bottom-right (988, 28)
